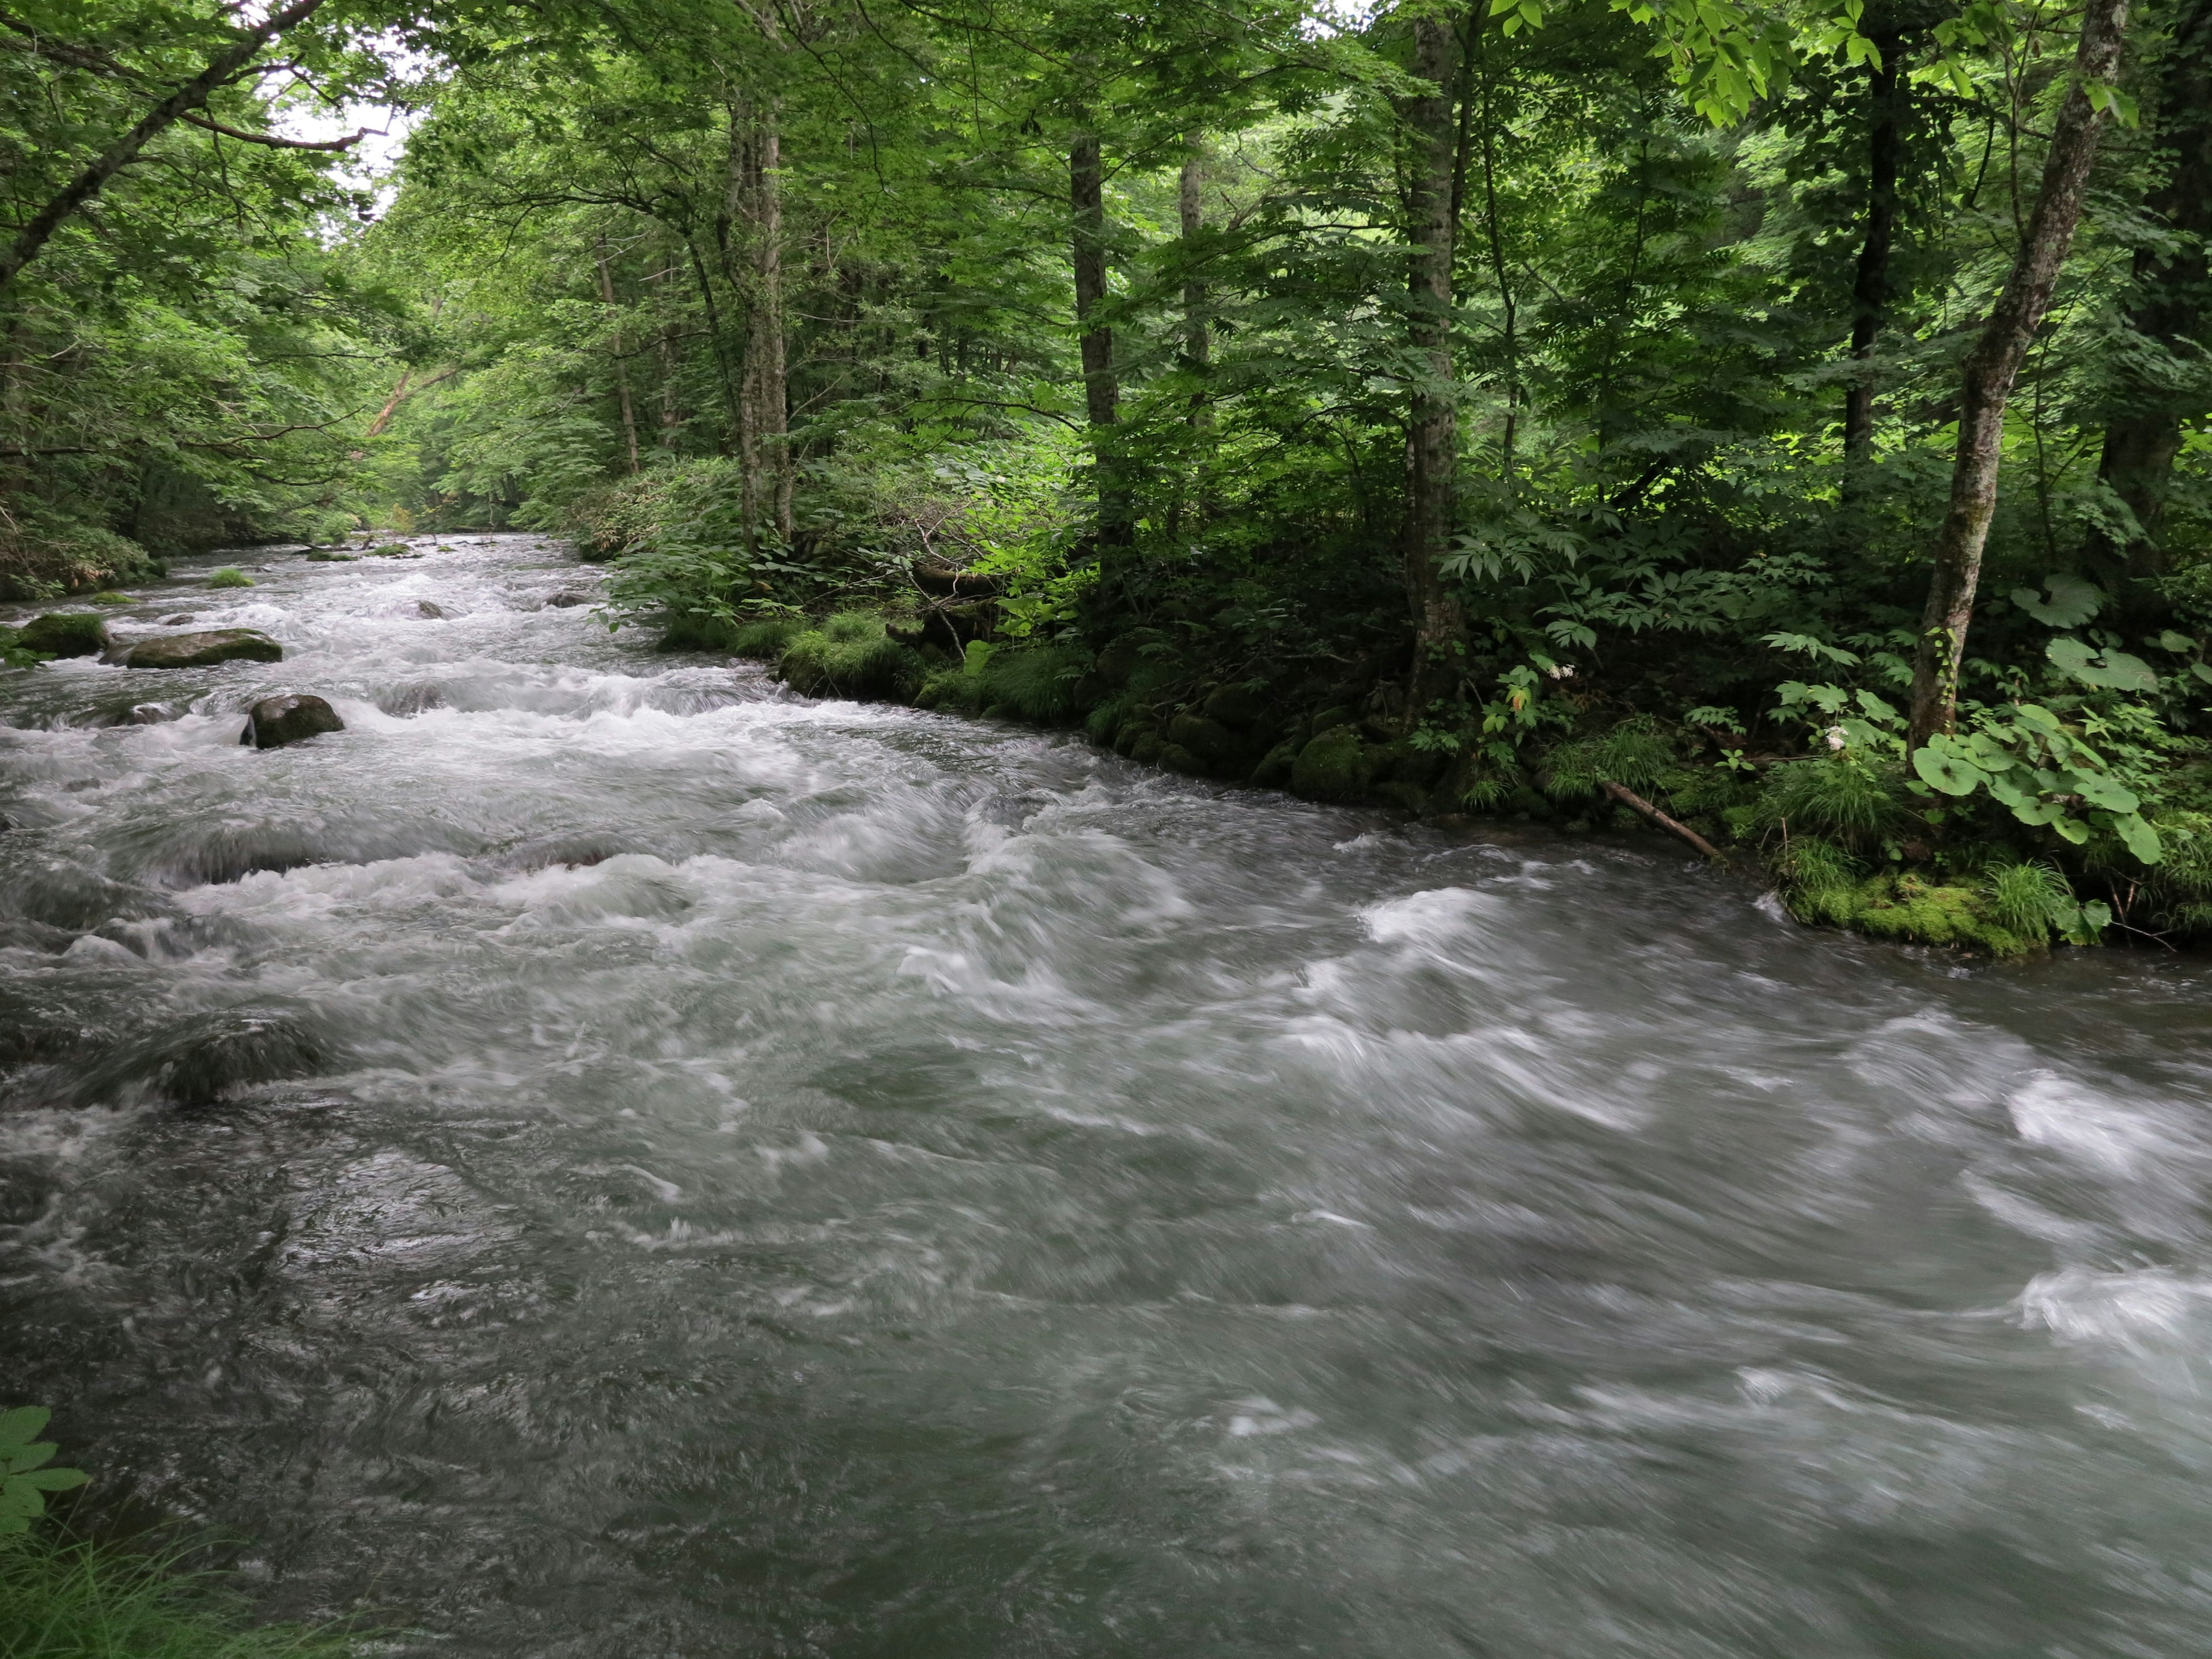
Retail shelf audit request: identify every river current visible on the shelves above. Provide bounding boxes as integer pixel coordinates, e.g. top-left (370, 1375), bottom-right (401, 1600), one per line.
top-left (5, 535), bottom-right (2212, 1657)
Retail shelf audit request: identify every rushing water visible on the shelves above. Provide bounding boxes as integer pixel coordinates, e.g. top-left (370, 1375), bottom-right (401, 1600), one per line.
top-left (5, 537), bottom-right (2212, 1657)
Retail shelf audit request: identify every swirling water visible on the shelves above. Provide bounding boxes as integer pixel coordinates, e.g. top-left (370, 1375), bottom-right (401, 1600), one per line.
top-left (5, 537), bottom-right (2212, 1657)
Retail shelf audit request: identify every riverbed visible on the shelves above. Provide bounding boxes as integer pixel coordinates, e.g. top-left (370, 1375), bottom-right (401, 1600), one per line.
top-left (5, 535), bottom-right (2212, 1657)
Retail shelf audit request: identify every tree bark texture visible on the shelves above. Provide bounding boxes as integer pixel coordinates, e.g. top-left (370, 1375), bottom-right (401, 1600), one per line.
top-left (1070, 131), bottom-right (1127, 542)
top-left (2096, 0), bottom-right (2211, 603)
top-left (0, 0), bottom-right (335, 290)
top-left (1402, 14), bottom-right (1466, 710)
top-left (1179, 134), bottom-right (1210, 373)
top-left (1843, 32), bottom-right (1906, 470)
top-left (1906, 0), bottom-right (2131, 749)
top-left (596, 240), bottom-right (642, 475)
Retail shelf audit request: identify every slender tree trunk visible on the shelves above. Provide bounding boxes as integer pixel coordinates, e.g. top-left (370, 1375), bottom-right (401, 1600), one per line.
top-left (0, 0), bottom-right (334, 290)
top-left (1179, 134), bottom-right (1210, 376)
top-left (596, 238), bottom-right (641, 475)
top-left (653, 251), bottom-right (682, 448)
top-left (1843, 31), bottom-right (1906, 474)
top-left (753, 108), bottom-right (791, 540)
top-left (1070, 130), bottom-right (1126, 544)
top-left (1403, 14), bottom-right (1465, 710)
top-left (1468, 14), bottom-right (1518, 488)
top-left (720, 109), bottom-right (762, 544)
top-left (1906, 0), bottom-right (2131, 748)
top-left (2096, 0), bottom-right (2211, 614)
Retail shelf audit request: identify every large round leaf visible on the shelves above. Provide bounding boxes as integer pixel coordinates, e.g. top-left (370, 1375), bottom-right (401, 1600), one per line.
top-left (1912, 737), bottom-right (1987, 796)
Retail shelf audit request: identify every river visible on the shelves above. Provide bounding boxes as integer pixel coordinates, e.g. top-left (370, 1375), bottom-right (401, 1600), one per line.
top-left (4, 535), bottom-right (2212, 1657)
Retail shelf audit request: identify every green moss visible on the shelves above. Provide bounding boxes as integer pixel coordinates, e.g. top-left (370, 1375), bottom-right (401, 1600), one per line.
top-left (1849, 875), bottom-right (2035, 955)
top-left (660, 611), bottom-right (738, 651)
top-left (1290, 726), bottom-right (1372, 802)
top-left (732, 615), bottom-right (804, 658)
top-left (778, 612), bottom-right (924, 700)
top-left (1250, 739), bottom-right (1300, 790)
top-left (206, 567), bottom-right (254, 589)
top-left (1160, 743), bottom-right (1207, 775)
top-left (1200, 683), bottom-right (1268, 728)
top-left (1166, 712), bottom-right (1240, 770)
top-left (17, 612), bottom-right (109, 658)
top-left (88, 592), bottom-right (135, 606)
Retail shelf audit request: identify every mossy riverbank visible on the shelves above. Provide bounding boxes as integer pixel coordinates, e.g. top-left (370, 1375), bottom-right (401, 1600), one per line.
top-left (671, 606), bottom-right (2160, 960)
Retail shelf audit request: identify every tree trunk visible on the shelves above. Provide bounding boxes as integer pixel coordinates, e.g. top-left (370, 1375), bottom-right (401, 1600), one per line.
top-left (0, 0), bottom-right (335, 290)
top-left (1179, 134), bottom-right (1210, 374)
top-left (1070, 130), bottom-right (1127, 543)
top-left (2096, 0), bottom-right (2211, 613)
top-left (1906, 0), bottom-right (2131, 749)
top-left (756, 110), bottom-right (791, 540)
top-left (1843, 31), bottom-right (1906, 472)
top-left (1403, 14), bottom-right (1465, 711)
top-left (596, 239), bottom-right (642, 475)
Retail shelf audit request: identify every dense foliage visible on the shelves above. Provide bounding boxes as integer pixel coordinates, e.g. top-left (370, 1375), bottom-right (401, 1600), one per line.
top-left (8, 0), bottom-right (2212, 948)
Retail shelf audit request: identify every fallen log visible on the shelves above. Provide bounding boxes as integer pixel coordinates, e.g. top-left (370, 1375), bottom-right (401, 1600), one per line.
top-left (1599, 781), bottom-right (1729, 864)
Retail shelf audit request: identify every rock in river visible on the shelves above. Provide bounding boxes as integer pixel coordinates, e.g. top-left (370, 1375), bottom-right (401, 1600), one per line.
top-left (241, 694), bottom-right (343, 749)
top-left (19, 612), bottom-right (111, 657)
top-left (108, 628), bottom-right (283, 669)
top-left (544, 591), bottom-right (590, 608)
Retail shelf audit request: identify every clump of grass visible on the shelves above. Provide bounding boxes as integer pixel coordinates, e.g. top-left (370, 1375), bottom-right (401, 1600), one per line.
top-left (206, 568), bottom-right (254, 590)
top-left (730, 615), bottom-right (804, 658)
top-left (1983, 859), bottom-right (2069, 942)
top-left (777, 612), bottom-right (923, 700)
top-left (1543, 717), bottom-right (1673, 801)
top-left (0, 1535), bottom-right (351, 1658)
top-left (1756, 755), bottom-right (1903, 849)
top-left (1772, 835), bottom-right (1862, 927)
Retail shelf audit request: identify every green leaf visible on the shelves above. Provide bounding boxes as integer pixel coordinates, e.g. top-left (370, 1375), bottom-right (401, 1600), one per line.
top-left (0, 1410), bottom-right (49, 1452)
top-left (2193, 662), bottom-right (2212, 685)
top-left (2051, 816), bottom-right (2091, 845)
top-left (2113, 812), bottom-right (2164, 866)
top-left (17, 1468), bottom-right (87, 1492)
top-left (2, 1442), bottom-right (56, 1475)
top-left (2012, 574), bottom-right (2104, 627)
top-left (2047, 636), bottom-right (2099, 679)
top-left (2155, 630), bottom-right (2195, 653)
top-left (2072, 774), bottom-right (2141, 813)
top-left (1912, 737), bottom-right (1987, 796)
top-left (2097, 650), bottom-right (2159, 692)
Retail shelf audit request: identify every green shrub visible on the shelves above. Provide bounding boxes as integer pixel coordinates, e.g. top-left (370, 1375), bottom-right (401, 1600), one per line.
top-left (1773, 836), bottom-right (1862, 927)
top-left (1543, 717), bottom-right (1673, 801)
top-left (976, 643), bottom-right (1092, 723)
top-left (206, 567), bottom-right (254, 589)
top-left (777, 612), bottom-right (923, 700)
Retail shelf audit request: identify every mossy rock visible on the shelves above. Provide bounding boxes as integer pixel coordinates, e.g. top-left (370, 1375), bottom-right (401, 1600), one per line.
top-left (89, 591), bottom-right (135, 606)
top-left (1167, 712), bottom-right (1241, 770)
top-left (18, 612), bottom-right (111, 658)
top-left (1845, 876), bottom-right (2036, 956)
top-left (241, 694), bottom-right (344, 749)
top-left (1129, 731), bottom-right (1165, 767)
top-left (367, 542), bottom-right (415, 558)
top-left (1201, 683), bottom-right (1269, 729)
top-left (305, 551), bottom-right (356, 562)
top-left (207, 567), bottom-right (255, 589)
top-left (778, 613), bottom-right (924, 701)
top-left (1374, 781), bottom-right (1431, 815)
top-left (1160, 743), bottom-right (1208, 776)
top-left (1309, 704), bottom-right (1357, 737)
top-left (1095, 636), bottom-right (1144, 686)
top-left (733, 615), bottom-right (804, 658)
top-left (1250, 740), bottom-right (1300, 790)
top-left (108, 628), bottom-right (282, 669)
top-left (1290, 726), bottom-right (1372, 802)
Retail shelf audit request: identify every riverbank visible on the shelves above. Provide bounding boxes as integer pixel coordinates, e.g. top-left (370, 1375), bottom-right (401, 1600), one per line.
top-left (653, 601), bottom-right (2196, 957)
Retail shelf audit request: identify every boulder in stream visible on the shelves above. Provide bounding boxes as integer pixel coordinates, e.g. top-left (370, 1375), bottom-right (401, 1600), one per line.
top-left (416, 600), bottom-right (447, 619)
top-left (108, 628), bottom-right (283, 669)
top-left (242, 693), bottom-right (343, 749)
top-left (19, 612), bottom-right (111, 658)
top-left (544, 591), bottom-right (591, 608)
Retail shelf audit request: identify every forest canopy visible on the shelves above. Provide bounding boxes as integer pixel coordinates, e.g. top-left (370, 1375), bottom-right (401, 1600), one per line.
top-left (5, 0), bottom-right (2211, 948)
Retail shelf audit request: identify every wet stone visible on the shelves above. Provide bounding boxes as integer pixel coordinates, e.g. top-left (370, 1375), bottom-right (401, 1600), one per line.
top-left (416, 600), bottom-right (448, 619)
top-left (19, 612), bottom-right (111, 658)
top-left (109, 628), bottom-right (283, 669)
top-left (241, 693), bottom-right (344, 749)
top-left (544, 592), bottom-right (590, 608)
